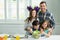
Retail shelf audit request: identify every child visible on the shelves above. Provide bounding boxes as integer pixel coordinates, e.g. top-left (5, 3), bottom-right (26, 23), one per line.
top-left (40, 20), bottom-right (52, 37)
top-left (25, 9), bottom-right (38, 28)
top-left (25, 20), bottom-right (40, 35)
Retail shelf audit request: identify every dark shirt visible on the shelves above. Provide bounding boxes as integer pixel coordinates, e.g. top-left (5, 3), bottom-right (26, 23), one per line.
top-left (29, 27), bottom-right (40, 35)
top-left (38, 10), bottom-right (55, 28)
top-left (32, 27), bottom-right (40, 31)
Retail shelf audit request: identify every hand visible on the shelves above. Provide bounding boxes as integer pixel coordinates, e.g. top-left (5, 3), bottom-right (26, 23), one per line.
top-left (29, 29), bottom-right (33, 33)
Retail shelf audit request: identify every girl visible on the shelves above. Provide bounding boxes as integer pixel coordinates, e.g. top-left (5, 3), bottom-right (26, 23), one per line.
top-left (40, 20), bottom-right (52, 37)
top-left (25, 9), bottom-right (38, 36)
top-left (25, 9), bottom-right (38, 27)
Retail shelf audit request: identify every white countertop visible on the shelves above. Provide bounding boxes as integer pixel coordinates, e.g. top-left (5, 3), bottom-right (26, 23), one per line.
top-left (0, 34), bottom-right (60, 40)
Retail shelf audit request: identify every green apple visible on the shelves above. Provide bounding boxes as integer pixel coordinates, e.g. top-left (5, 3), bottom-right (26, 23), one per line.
top-left (32, 30), bottom-right (40, 39)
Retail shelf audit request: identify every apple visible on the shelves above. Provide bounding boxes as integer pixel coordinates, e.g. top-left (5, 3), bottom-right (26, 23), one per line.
top-left (32, 30), bottom-right (40, 39)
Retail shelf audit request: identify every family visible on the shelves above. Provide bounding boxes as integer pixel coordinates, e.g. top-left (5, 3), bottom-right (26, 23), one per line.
top-left (24, 1), bottom-right (55, 37)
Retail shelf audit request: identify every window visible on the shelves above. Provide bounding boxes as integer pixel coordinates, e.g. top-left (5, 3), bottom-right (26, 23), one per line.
top-left (0, 0), bottom-right (5, 19)
top-left (0, 0), bottom-right (42, 23)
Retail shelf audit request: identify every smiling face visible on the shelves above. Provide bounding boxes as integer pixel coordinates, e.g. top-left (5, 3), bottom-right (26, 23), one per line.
top-left (42, 21), bottom-right (48, 29)
top-left (40, 2), bottom-right (47, 13)
top-left (34, 25), bottom-right (40, 30)
top-left (32, 10), bottom-right (36, 18)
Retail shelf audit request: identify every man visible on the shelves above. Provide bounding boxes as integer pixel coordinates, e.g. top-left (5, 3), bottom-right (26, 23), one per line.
top-left (38, 1), bottom-right (55, 29)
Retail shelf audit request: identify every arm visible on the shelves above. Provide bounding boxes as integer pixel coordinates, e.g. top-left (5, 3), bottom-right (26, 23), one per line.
top-left (44, 31), bottom-right (51, 37)
top-left (49, 13), bottom-right (55, 29)
top-left (40, 28), bottom-right (52, 37)
top-left (45, 28), bottom-right (52, 37)
top-left (24, 18), bottom-right (29, 28)
top-left (46, 13), bottom-right (55, 29)
top-left (25, 27), bottom-right (33, 34)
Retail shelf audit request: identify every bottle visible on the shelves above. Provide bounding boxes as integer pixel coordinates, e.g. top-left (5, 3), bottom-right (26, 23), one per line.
top-left (4, 35), bottom-right (8, 40)
top-left (16, 35), bottom-right (20, 40)
top-left (0, 37), bottom-right (3, 40)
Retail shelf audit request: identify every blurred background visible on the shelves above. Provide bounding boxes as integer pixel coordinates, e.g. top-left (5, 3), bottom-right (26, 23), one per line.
top-left (0, 0), bottom-right (60, 35)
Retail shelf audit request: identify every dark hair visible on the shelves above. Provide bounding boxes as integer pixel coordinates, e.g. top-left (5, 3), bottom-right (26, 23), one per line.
top-left (32, 20), bottom-right (40, 26)
top-left (40, 1), bottom-right (47, 6)
top-left (40, 20), bottom-right (52, 29)
top-left (26, 9), bottom-right (37, 22)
